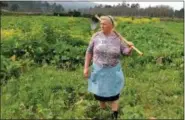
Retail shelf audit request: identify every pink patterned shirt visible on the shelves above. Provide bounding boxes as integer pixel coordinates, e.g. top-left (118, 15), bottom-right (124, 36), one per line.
top-left (86, 31), bottom-right (131, 67)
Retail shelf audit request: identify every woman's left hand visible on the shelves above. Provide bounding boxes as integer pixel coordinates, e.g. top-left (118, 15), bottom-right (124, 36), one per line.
top-left (127, 41), bottom-right (134, 49)
top-left (83, 68), bottom-right (89, 79)
top-left (126, 41), bottom-right (134, 55)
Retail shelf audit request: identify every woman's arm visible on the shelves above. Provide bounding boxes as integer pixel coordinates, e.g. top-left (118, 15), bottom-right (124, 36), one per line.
top-left (84, 53), bottom-right (92, 79)
top-left (84, 53), bottom-right (92, 69)
top-left (120, 40), bottom-right (134, 56)
top-left (83, 32), bottom-right (97, 79)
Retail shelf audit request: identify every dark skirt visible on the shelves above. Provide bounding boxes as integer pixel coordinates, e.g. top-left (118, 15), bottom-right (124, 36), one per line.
top-left (94, 93), bottom-right (120, 102)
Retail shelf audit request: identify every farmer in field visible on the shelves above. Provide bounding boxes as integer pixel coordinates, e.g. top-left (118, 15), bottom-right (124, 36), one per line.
top-left (84, 15), bottom-right (133, 119)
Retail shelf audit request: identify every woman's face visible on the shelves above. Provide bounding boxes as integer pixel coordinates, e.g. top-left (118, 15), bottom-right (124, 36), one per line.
top-left (100, 19), bottom-right (113, 33)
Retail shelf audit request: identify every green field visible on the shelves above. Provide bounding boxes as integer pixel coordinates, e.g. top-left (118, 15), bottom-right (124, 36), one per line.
top-left (1, 16), bottom-right (184, 119)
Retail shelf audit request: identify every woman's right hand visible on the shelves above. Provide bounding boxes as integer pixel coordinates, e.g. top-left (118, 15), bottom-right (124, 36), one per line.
top-left (83, 68), bottom-right (89, 79)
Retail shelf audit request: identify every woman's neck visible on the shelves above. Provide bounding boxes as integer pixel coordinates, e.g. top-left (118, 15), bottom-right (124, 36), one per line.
top-left (103, 30), bottom-right (113, 36)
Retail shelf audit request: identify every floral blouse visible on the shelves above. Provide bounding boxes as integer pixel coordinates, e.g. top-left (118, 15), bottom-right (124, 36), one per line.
top-left (86, 31), bottom-right (131, 67)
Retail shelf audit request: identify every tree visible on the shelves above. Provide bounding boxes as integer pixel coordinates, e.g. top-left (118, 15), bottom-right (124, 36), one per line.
top-left (73, 10), bottom-right (81, 17)
top-left (44, 1), bottom-right (50, 10)
top-left (175, 8), bottom-right (184, 18)
top-left (105, 5), bottom-right (112, 8)
top-left (0, 1), bottom-right (8, 8)
top-left (52, 3), bottom-right (64, 13)
top-left (51, 3), bottom-right (56, 11)
top-left (99, 4), bottom-right (103, 8)
top-left (179, 8), bottom-right (184, 18)
top-left (10, 4), bottom-right (19, 11)
top-left (121, 2), bottom-right (128, 8)
top-left (127, 4), bottom-right (130, 8)
top-left (131, 3), bottom-right (140, 9)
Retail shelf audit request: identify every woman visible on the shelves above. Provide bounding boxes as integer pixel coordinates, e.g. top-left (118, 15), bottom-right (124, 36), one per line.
top-left (84, 15), bottom-right (133, 119)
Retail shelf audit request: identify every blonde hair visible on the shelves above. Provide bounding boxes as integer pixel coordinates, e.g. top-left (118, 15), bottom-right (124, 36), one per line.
top-left (100, 15), bottom-right (115, 26)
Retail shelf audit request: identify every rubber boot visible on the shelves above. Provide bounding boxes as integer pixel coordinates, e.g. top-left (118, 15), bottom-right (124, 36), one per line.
top-left (111, 111), bottom-right (118, 120)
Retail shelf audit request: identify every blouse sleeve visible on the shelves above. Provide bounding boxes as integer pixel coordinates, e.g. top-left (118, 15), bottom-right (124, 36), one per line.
top-left (86, 33), bottom-right (96, 54)
top-left (120, 41), bottom-right (132, 55)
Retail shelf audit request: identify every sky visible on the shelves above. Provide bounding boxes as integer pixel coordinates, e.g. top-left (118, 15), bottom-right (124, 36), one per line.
top-left (94, 2), bottom-right (184, 10)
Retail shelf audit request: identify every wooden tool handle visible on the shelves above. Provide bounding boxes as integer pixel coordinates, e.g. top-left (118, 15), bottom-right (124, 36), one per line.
top-left (113, 30), bottom-right (143, 56)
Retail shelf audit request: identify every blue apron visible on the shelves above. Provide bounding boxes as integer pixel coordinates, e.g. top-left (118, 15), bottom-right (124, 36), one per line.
top-left (88, 62), bottom-right (124, 97)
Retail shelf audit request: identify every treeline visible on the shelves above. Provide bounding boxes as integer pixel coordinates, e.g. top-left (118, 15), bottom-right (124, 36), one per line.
top-left (0, 1), bottom-right (64, 13)
top-left (0, 1), bottom-right (183, 18)
top-left (80, 2), bottom-right (184, 18)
